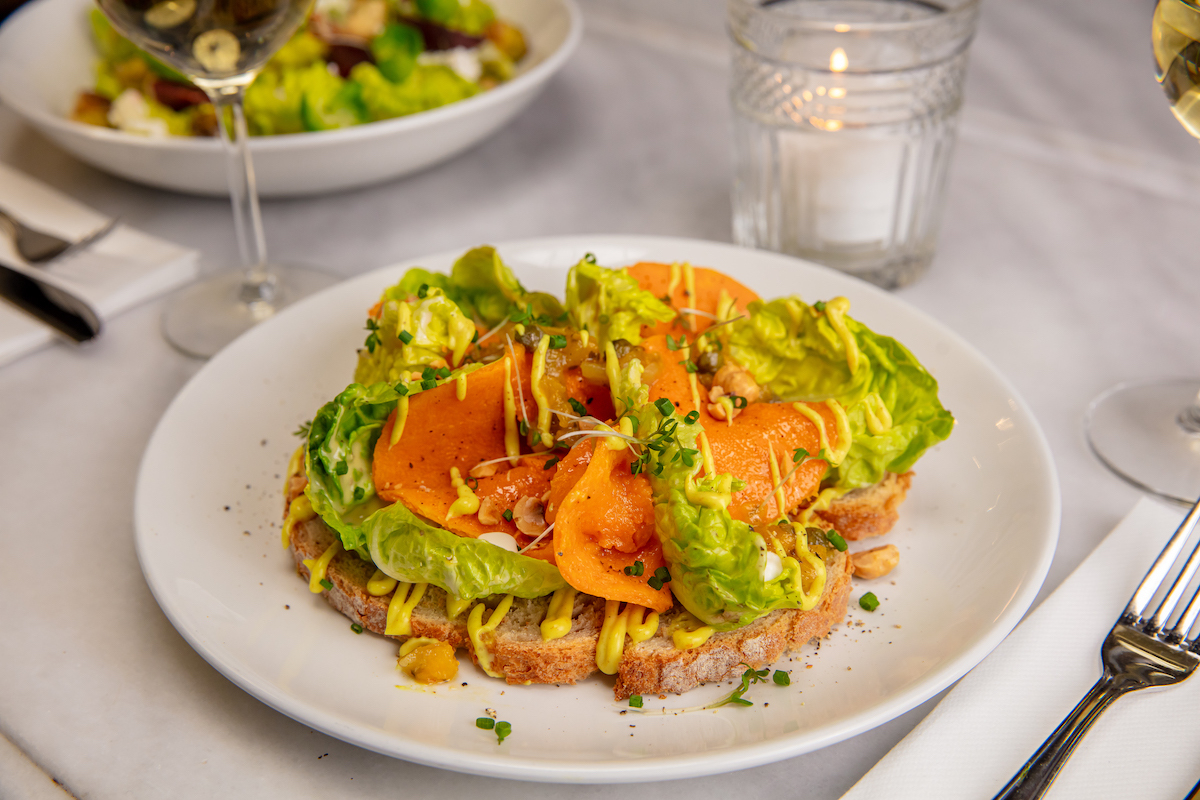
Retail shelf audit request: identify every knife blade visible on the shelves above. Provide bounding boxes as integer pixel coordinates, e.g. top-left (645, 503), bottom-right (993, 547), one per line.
top-left (0, 259), bottom-right (101, 343)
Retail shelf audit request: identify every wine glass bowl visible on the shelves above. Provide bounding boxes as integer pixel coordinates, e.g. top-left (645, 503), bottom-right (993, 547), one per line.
top-left (1083, 0), bottom-right (1200, 503)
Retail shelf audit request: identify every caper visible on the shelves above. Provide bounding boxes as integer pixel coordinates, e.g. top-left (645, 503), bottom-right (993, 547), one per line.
top-left (516, 327), bottom-right (543, 350)
top-left (697, 351), bottom-right (720, 373)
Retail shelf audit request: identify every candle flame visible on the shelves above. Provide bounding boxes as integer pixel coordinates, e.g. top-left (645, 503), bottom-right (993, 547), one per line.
top-left (830, 47), bottom-right (848, 72)
top-left (834, 23), bottom-right (850, 32)
top-left (829, 87), bottom-right (846, 99)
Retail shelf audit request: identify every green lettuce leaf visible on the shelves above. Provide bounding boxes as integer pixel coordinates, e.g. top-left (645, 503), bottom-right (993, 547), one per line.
top-left (370, 23), bottom-right (424, 84)
top-left (351, 62), bottom-right (478, 121)
top-left (354, 288), bottom-right (477, 386)
top-left (635, 402), bottom-right (807, 630)
top-left (727, 297), bottom-right (954, 491)
top-left (304, 381), bottom-right (565, 598)
top-left (564, 259), bottom-right (675, 348)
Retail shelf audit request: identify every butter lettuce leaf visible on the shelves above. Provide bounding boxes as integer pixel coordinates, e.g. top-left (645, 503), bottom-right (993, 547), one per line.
top-left (727, 297), bottom-right (954, 491)
top-left (565, 259), bottom-right (675, 348)
top-left (354, 289), bottom-right (477, 386)
top-left (384, 246), bottom-right (564, 328)
top-left (304, 381), bottom-right (565, 598)
top-left (637, 403), bottom-right (809, 630)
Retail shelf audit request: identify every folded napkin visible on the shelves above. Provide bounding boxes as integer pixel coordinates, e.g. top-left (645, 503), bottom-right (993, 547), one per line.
top-left (841, 498), bottom-right (1200, 800)
top-left (0, 163), bottom-right (197, 366)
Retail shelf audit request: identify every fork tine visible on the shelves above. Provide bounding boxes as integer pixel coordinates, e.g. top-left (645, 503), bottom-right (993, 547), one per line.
top-left (1127, 494), bottom-right (1200, 620)
top-left (1149, 534), bottom-right (1200, 632)
top-left (1170, 576), bottom-right (1200, 643)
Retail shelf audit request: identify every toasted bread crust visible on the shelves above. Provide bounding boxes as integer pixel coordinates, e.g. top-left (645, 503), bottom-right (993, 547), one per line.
top-left (816, 471), bottom-right (912, 541)
top-left (613, 550), bottom-right (852, 699)
top-left (285, 475), bottom-right (863, 698)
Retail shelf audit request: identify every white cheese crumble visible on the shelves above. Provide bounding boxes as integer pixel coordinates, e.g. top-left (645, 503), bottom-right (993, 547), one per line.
top-left (108, 89), bottom-right (169, 138)
top-left (417, 47), bottom-right (483, 83)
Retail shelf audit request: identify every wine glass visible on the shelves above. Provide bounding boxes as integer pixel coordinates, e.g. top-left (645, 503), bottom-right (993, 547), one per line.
top-left (1084, 0), bottom-right (1200, 504)
top-left (96, 0), bottom-right (335, 358)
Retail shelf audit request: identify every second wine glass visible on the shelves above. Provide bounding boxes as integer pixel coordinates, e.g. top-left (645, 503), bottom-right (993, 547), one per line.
top-left (96, 0), bottom-right (336, 358)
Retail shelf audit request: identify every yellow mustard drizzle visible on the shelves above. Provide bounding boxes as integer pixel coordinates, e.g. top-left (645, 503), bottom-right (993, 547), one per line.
top-left (540, 586), bottom-right (577, 641)
top-left (397, 637), bottom-right (441, 658)
top-left (698, 430), bottom-right (717, 477)
top-left (502, 356), bottom-right (519, 465)
top-left (685, 472), bottom-right (735, 511)
top-left (767, 441), bottom-right (789, 519)
top-left (667, 261), bottom-right (681, 298)
top-left (468, 595), bottom-right (515, 677)
top-left (687, 371), bottom-right (703, 417)
top-left (715, 289), bottom-right (736, 323)
top-left (446, 594), bottom-right (472, 620)
top-left (626, 605), bottom-right (660, 644)
top-left (667, 611), bottom-right (714, 650)
top-left (446, 467), bottom-right (481, 519)
top-left (796, 487), bottom-right (841, 527)
top-left (610, 415), bottom-right (635, 450)
top-left (717, 396), bottom-right (735, 427)
top-left (385, 581), bottom-right (428, 636)
top-left (281, 494), bottom-right (315, 547)
top-left (367, 568), bottom-right (399, 596)
top-left (455, 371), bottom-right (468, 401)
top-left (388, 394), bottom-right (410, 446)
top-left (604, 341), bottom-right (622, 413)
top-left (823, 297), bottom-right (859, 374)
top-left (286, 445), bottom-right (304, 483)
top-left (303, 540), bottom-right (341, 593)
top-left (530, 335), bottom-right (554, 448)
top-left (579, 329), bottom-right (589, 348)
top-left (792, 401), bottom-right (851, 467)
top-left (794, 543), bottom-right (826, 610)
top-left (514, 323), bottom-right (525, 336)
top-left (862, 391), bottom-right (893, 435)
top-left (447, 312), bottom-right (475, 367)
top-left (596, 599), bottom-right (629, 675)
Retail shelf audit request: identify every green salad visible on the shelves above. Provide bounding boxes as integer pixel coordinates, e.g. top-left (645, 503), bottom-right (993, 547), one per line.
top-left (73, 0), bottom-right (527, 137)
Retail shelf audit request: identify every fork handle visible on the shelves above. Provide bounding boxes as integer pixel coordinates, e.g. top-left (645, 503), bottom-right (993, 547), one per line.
top-left (992, 675), bottom-right (1128, 800)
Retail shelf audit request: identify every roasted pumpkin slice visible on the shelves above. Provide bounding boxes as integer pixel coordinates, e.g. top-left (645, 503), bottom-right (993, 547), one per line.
top-left (551, 439), bottom-right (673, 612)
top-left (373, 346), bottom-right (551, 550)
top-left (625, 261), bottom-right (760, 339)
top-left (641, 333), bottom-right (834, 524)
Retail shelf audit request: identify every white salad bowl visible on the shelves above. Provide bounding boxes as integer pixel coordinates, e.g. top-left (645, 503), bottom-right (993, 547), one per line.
top-left (0, 0), bottom-right (581, 197)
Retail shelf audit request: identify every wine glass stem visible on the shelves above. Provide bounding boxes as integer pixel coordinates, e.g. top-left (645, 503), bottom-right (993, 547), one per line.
top-left (206, 85), bottom-right (276, 305)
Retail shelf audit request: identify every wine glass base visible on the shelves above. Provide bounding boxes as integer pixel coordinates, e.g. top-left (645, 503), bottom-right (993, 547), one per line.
top-left (162, 265), bottom-right (337, 359)
top-left (1085, 378), bottom-right (1200, 506)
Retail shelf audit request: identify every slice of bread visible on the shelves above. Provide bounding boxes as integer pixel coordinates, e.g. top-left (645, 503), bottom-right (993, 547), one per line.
top-left (816, 471), bottom-right (913, 541)
top-left (285, 474), bottom-right (859, 698)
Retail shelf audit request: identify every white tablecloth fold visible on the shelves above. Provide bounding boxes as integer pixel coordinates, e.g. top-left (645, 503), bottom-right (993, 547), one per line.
top-left (0, 162), bottom-right (197, 366)
top-left (842, 498), bottom-right (1200, 800)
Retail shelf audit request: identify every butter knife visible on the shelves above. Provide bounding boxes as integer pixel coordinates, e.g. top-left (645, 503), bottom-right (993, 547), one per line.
top-left (0, 259), bottom-right (101, 342)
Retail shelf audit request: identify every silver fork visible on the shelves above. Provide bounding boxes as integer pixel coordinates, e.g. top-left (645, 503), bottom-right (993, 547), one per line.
top-left (0, 207), bottom-right (117, 264)
top-left (993, 497), bottom-right (1200, 799)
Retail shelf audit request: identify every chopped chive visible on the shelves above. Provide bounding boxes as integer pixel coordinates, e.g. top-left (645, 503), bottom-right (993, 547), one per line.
top-left (647, 577), bottom-right (663, 590)
top-left (772, 670), bottom-right (790, 686)
top-left (629, 695), bottom-right (644, 708)
top-left (421, 367), bottom-right (436, 381)
top-left (653, 566), bottom-right (672, 583)
top-left (684, 410), bottom-right (700, 424)
top-left (421, 380), bottom-right (437, 391)
top-left (502, 509), bottom-right (514, 522)
top-left (436, 366), bottom-right (451, 379)
top-left (623, 560), bottom-right (645, 577)
top-left (584, 253), bottom-right (597, 264)
top-left (827, 531), bottom-right (848, 552)
top-left (731, 394), bottom-right (748, 409)
top-left (859, 592), bottom-right (880, 612)
top-left (335, 461), bottom-right (348, 475)
top-left (394, 383), bottom-right (409, 396)
top-left (398, 330), bottom-right (413, 345)
top-left (654, 398), bottom-right (675, 417)
top-left (476, 717), bottom-right (495, 730)
top-left (495, 721), bottom-right (512, 744)
top-left (351, 622), bottom-right (364, 634)
top-left (598, 314), bottom-right (610, 325)
top-left (548, 334), bottom-right (567, 349)
top-left (813, 300), bottom-right (826, 312)
top-left (319, 578), bottom-right (333, 591)
top-left (417, 284), bottom-right (429, 299)
top-left (352, 486), bottom-right (365, 501)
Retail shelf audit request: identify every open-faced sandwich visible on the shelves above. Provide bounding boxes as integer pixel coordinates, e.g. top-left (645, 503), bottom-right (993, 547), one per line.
top-left (281, 246), bottom-right (954, 699)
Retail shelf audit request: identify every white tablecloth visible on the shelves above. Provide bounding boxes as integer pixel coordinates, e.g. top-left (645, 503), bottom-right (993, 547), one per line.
top-left (3, 1), bottom-right (1198, 797)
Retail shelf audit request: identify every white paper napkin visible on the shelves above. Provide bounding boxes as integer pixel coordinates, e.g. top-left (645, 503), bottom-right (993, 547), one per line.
top-left (841, 497), bottom-right (1200, 800)
top-left (0, 162), bottom-right (197, 366)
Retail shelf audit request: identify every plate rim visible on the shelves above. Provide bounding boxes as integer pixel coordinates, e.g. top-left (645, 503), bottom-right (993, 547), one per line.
top-left (134, 234), bottom-right (1061, 783)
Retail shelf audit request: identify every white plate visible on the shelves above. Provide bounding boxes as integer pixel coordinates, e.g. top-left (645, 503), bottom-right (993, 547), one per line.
top-left (0, 0), bottom-right (580, 197)
top-left (135, 235), bottom-right (1060, 783)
